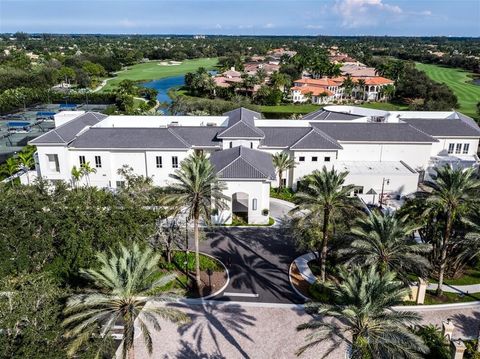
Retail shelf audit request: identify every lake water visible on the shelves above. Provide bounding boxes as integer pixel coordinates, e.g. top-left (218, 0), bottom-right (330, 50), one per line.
top-left (472, 78), bottom-right (480, 86)
top-left (141, 75), bottom-right (185, 104)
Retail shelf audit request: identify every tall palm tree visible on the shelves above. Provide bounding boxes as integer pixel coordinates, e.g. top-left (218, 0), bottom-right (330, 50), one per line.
top-left (164, 153), bottom-right (227, 290)
top-left (421, 165), bottom-right (480, 296)
top-left (291, 166), bottom-right (358, 282)
top-left (297, 266), bottom-right (428, 358)
top-left (356, 79), bottom-right (366, 100)
top-left (17, 152), bottom-right (35, 184)
top-left (341, 75), bottom-right (355, 100)
top-left (80, 161), bottom-right (96, 186)
top-left (62, 243), bottom-right (188, 359)
top-left (272, 152), bottom-right (295, 191)
top-left (342, 211), bottom-right (431, 282)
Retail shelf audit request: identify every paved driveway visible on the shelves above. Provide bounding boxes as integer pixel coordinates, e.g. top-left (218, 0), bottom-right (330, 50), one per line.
top-left (200, 226), bottom-right (304, 303)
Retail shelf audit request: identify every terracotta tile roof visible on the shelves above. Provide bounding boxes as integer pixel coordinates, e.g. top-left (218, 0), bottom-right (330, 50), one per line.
top-left (294, 78), bottom-right (342, 86)
top-left (291, 86), bottom-right (334, 97)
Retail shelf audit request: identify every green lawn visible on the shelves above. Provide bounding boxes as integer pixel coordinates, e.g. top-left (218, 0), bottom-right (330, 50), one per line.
top-left (357, 102), bottom-right (409, 111)
top-left (259, 103), bottom-right (322, 114)
top-left (102, 58), bottom-right (218, 92)
top-left (416, 62), bottom-right (480, 119)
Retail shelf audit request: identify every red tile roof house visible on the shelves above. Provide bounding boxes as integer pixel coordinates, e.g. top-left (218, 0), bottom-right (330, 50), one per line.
top-left (291, 76), bottom-right (394, 104)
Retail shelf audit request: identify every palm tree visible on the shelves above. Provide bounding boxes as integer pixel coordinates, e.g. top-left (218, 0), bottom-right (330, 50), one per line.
top-left (291, 166), bottom-right (358, 282)
top-left (70, 166), bottom-right (84, 189)
top-left (297, 266), bottom-right (428, 358)
top-left (62, 243), bottom-right (188, 359)
top-left (17, 152), bottom-right (35, 184)
top-left (1, 157), bottom-right (19, 186)
top-left (421, 165), bottom-right (480, 296)
top-left (356, 79), bottom-right (366, 101)
top-left (272, 152), bottom-right (295, 191)
top-left (80, 161), bottom-right (96, 186)
top-left (341, 75), bottom-right (355, 100)
top-left (164, 153), bottom-right (227, 290)
top-left (382, 84), bottom-right (396, 101)
top-left (342, 211), bottom-right (431, 282)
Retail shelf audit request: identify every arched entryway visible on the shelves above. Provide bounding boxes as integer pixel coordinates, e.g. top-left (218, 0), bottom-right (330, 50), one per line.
top-left (232, 192), bottom-right (249, 223)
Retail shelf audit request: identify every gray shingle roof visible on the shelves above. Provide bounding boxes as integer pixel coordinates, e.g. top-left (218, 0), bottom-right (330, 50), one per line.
top-left (209, 146), bottom-right (276, 180)
top-left (258, 127), bottom-right (311, 147)
top-left (402, 117), bottom-right (480, 137)
top-left (218, 107), bottom-right (265, 139)
top-left (302, 109), bottom-right (363, 121)
top-left (311, 122), bottom-right (437, 143)
top-left (69, 127), bottom-right (189, 149)
top-left (169, 127), bottom-right (221, 147)
top-left (290, 128), bottom-right (343, 150)
top-left (30, 112), bottom-right (106, 145)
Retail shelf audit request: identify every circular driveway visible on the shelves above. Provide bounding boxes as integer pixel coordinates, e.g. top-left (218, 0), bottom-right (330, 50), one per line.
top-left (198, 199), bottom-right (303, 304)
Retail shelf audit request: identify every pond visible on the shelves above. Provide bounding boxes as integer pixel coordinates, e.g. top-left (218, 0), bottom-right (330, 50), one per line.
top-left (141, 75), bottom-right (185, 105)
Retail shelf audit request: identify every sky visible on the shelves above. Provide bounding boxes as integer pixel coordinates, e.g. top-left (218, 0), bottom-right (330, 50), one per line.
top-left (0, 0), bottom-right (479, 37)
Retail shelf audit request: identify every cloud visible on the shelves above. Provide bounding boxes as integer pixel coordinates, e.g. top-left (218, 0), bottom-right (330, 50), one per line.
top-left (334, 0), bottom-right (404, 28)
top-left (214, 23), bottom-right (222, 29)
top-left (238, 24), bottom-right (253, 29)
top-left (263, 23), bottom-right (275, 29)
top-left (119, 19), bottom-right (136, 28)
top-left (305, 24), bottom-right (324, 29)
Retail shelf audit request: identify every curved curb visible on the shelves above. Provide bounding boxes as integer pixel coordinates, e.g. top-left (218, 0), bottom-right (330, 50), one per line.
top-left (199, 252), bottom-right (230, 300)
top-left (294, 252), bottom-right (318, 284)
top-left (269, 197), bottom-right (296, 209)
top-left (426, 282), bottom-right (480, 294)
top-left (288, 262), bottom-right (311, 302)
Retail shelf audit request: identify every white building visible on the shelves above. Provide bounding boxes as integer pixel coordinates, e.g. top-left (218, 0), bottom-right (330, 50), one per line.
top-left (30, 106), bottom-right (480, 224)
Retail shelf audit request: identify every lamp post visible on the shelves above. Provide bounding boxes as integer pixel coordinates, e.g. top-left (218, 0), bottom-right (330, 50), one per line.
top-left (379, 178), bottom-right (390, 208)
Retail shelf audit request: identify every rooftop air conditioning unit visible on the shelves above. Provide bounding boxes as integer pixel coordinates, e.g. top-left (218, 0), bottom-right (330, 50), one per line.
top-left (168, 121), bottom-right (179, 127)
top-left (206, 122), bottom-right (216, 127)
top-left (371, 116), bottom-right (385, 123)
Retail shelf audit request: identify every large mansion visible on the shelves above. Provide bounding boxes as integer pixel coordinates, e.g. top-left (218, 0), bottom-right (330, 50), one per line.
top-left (30, 106), bottom-right (480, 224)
top-left (291, 76), bottom-right (394, 104)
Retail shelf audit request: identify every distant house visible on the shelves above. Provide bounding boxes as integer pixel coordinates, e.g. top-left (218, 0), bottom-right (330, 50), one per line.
top-left (291, 76), bottom-right (394, 104)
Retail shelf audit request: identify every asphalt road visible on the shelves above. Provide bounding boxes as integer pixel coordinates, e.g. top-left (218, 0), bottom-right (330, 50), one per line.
top-left (198, 226), bottom-right (305, 304)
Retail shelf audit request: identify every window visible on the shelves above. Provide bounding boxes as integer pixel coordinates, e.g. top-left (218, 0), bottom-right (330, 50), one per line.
top-left (156, 156), bottom-right (163, 168)
top-left (252, 198), bottom-right (257, 211)
top-left (46, 154), bottom-right (59, 172)
top-left (353, 186), bottom-right (364, 195)
top-left (95, 156), bottom-right (102, 168)
top-left (172, 156), bottom-right (178, 168)
top-left (116, 181), bottom-right (125, 188)
top-left (250, 142), bottom-right (253, 149)
top-left (312, 156), bottom-right (318, 162)
top-left (281, 178), bottom-right (287, 187)
top-left (299, 156), bottom-right (305, 162)
top-left (463, 143), bottom-right (470, 154)
top-left (455, 143), bottom-right (462, 154)
top-left (324, 156), bottom-right (331, 162)
top-left (448, 143), bottom-right (455, 154)
top-left (229, 142), bottom-right (233, 149)
top-left (79, 155), bottom-right (86, 166)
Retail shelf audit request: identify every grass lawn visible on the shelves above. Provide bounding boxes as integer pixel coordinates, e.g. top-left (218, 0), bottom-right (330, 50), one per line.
top-left (102, 58), bottom-right (218, 92)
top-left (357, 102), bottom-right (409, 111)
top-left (259, 103), bottom-right (322, 114)
top-left (415, 62), bottom-right (480, 119)
top-left (423, 290), bottom-right (480, 305)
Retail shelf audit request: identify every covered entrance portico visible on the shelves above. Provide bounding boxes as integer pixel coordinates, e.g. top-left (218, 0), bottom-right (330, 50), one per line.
top-left (209, 146), bottom-right (276, 225)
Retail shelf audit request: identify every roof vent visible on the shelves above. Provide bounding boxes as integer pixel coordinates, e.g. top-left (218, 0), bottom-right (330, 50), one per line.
top-left (370, 116), bottom-right (385, 123)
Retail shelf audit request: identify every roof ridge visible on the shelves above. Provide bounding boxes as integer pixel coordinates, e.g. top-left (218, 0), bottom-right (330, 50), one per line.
top-left (402, 122), bottom-right (438, 140)
top-left (289, 127), bottom-right (316, 149)
top-left (311, 127), bottom-right (341, 147)
top-left (168, 127), bottom-right (191, 146)
top-left (238, 146), bottom-right (271, 178)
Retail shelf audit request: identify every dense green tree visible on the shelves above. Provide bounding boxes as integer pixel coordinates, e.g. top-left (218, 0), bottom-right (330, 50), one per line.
top-left (0, 274), bottom-right (66, 359)
top-left (297, 266), bottom-right (428, 358)
top-left (272, 152), bottom-right (295, 190)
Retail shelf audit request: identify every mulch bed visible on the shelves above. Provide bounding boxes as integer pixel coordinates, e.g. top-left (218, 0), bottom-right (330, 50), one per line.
top-left (186, 269), bottom-right (228, 298)
top-left (290, 262), bottom-right (312, 299)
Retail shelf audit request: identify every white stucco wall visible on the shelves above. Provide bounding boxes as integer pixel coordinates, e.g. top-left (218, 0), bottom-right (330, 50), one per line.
top-left (430, 138), bottom-right (479, 157)
top-left (213, 180), bottom-right (270, 225)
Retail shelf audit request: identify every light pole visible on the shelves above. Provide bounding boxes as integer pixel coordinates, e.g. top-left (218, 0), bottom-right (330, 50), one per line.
top-left (379, 178), bottom-right (390, 208)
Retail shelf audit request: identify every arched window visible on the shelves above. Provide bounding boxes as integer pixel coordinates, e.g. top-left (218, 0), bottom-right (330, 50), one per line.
top-left (252, 198), bottom-right (257, 210)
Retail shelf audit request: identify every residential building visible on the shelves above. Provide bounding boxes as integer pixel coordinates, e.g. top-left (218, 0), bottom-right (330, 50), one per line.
top-left (291, 76), bottom-right (394, 104)
top-left (30, 106), bottom-right (480, 223)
